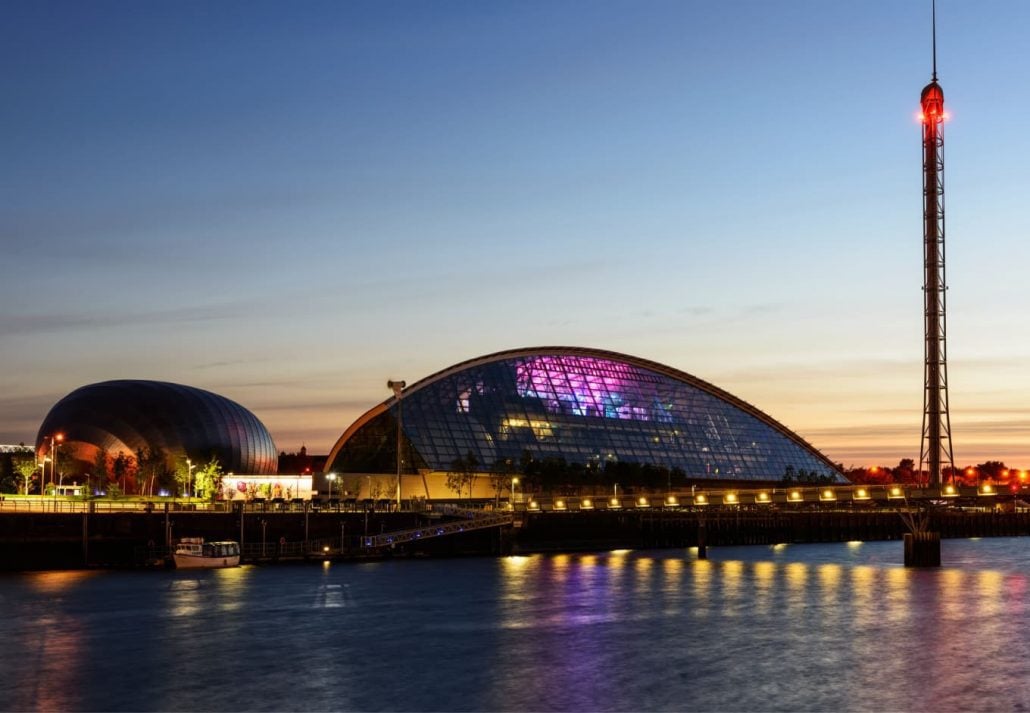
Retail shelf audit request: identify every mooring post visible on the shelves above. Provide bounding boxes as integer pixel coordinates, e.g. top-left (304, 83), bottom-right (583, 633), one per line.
top-left (899, 504), bottom-right (941, 567)
top-left (904, 531), bottom-right (941, 567)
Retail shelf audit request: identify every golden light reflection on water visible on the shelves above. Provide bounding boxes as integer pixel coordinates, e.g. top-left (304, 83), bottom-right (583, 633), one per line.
top-left (975, 570), bottom-right (1005, 617)
top-left (33, 618), bottom-right (84, 712)
top-left (661, 556), bottom-right (683, 584)
top-left (882, 565), bottom-right (910, 624)
top-left (27, 570), bottom-right (96, 595)
top-left (849, 565), bottom-right (877, 628)
top-left (721, 560), bottom-right (744, 606)
top-left (169, 578), bottom-right (202, 617)
top-left (692, 558), bottom-right (713, 618)
top-left (210, 564), bottom-right (252, 612)
top-left (818, 563), bottom-right (843, 607)
top-left (785, 561), bottom-right (807, 589)
top-left (936, 568), bottom-right (967, 621)
top-left (753, 561), bottom-right (776, 616)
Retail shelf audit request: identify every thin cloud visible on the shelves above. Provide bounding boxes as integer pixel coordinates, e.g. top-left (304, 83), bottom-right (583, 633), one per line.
top-left (0, 304), bottom-right (250, 337)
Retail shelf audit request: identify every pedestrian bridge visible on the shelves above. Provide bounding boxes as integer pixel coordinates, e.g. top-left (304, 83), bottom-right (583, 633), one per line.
top-left (362, 507), bottom-right (513, 550)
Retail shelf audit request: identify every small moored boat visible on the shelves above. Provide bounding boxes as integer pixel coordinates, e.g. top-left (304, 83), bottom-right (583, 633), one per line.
top-left (173, 538), bottom-right (240, 569)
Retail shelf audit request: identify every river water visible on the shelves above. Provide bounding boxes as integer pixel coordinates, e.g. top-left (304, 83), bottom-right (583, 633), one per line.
top-left (2, 538), bottom-right (1029, 712)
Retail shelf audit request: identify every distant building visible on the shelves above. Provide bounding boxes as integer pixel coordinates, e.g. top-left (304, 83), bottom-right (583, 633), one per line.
top-left (324, 347), bottom-right (845, 494)
top-left (278, 446), bottom-right (327, 476)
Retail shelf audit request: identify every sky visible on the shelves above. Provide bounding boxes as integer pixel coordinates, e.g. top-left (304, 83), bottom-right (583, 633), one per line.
top-left (3, 0), bottom-right (1030, 468)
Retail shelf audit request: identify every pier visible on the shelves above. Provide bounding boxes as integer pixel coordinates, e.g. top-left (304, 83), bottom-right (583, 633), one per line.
top-left (2, 484), bottom-right (1030, 570)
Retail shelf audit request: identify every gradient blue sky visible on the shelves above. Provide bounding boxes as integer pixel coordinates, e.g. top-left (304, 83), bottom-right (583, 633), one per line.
top-left (4, 1), bottom-right (1030, 467)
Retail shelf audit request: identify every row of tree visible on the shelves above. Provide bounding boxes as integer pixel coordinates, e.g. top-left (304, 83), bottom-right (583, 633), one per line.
top-left (443, 451), bottom-right (692, 503)
top-left (845, 458), bottom-right (1025, 486)
top-left (0, 445), bottom-right (226, 500)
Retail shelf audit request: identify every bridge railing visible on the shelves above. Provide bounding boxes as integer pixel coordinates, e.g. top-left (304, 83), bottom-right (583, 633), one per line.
top-left (363, 510), bottom-right (513, 549)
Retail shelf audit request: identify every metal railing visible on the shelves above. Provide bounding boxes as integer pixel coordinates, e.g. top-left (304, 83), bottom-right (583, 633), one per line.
top-left (362, 509), bottom-right (513, 549)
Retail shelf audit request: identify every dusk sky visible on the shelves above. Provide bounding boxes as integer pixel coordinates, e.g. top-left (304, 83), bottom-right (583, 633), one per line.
top-left (4, 1), bottom-right (1030, 468)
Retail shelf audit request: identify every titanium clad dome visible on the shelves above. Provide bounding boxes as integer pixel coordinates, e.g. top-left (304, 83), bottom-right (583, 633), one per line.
top-left (37, 380), bottom-right (277, 474)
top-left (326, 347), bottom-right (845, 484)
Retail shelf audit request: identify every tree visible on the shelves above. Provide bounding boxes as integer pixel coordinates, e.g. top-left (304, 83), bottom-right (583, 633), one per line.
top-left (136, 447), bottom-right (169, 497)
top-left (112, 452), bottom-right (138, 495)
top-left (446, 451), bottom-right (480, 500)
top-left (15, 459), bottom-right (38, 495)
top-left (93, 449), bottom-right (111, 492)
top-left (194, 457), bottom-right (224, 501)
top-left (489, 458), bottom-right (518, 508)
top-left (893, 459), bottom-right (917, 484)
top-left (977, 461), bottom-right (1008, 482)
top-left (174, 460), bottom-right (192, 497)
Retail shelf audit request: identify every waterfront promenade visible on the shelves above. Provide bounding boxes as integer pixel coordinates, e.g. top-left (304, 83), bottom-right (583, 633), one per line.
top-left (3, 486), bottom-right (1030, 570)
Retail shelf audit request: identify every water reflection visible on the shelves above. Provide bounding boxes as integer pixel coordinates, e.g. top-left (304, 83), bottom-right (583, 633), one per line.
top-left (5, 539), bottom-right (1030, 711)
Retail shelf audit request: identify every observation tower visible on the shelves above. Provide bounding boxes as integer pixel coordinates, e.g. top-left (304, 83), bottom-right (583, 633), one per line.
top-left (918, 0), bottom-right (955, 486)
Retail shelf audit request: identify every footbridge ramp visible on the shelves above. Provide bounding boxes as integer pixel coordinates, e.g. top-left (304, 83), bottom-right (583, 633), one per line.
top-left (362, 508), bottom-right (512, 550)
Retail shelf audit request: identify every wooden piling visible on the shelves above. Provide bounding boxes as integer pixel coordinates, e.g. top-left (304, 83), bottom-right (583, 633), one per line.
top-left (904, 531), bottom-right (941, 567)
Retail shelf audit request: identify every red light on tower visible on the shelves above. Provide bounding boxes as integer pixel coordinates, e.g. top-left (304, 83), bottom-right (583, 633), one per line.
top-left (920, 82), bottom-right (945, 124)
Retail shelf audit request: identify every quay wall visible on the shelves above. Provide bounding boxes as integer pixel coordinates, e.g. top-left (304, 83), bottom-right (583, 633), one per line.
top-left (3, 509), bottom-right (1030, 571)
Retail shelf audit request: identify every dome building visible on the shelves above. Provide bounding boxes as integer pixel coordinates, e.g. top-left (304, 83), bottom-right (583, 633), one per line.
top-left (325, 347), bottom-right (845, 492)
top-left (37, 380), bottom-right (278, 476)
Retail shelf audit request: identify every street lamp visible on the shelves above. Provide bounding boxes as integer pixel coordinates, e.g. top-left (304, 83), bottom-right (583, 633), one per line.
top-left (511, 476), bottom-right (519, 510)
top-left (46, 433), bottom-right (64, 495)
top-left (36, 457), bottom-right (50, 496)
top-left (387, 379), bottom-right (406, 511)
top-left (327, 473), bottom-right (337, 499)
top-left (186, 458), bottom-right (195, 499)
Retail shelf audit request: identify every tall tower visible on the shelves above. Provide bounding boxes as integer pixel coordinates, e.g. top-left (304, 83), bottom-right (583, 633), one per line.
top-left (919, 0), bottom-right (955, 486)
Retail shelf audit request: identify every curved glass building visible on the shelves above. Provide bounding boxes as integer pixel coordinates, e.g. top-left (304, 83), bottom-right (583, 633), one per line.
top-left (326, 347), bottom-right (844, 485)
top-left (38, 380), bottom-right (278, 474)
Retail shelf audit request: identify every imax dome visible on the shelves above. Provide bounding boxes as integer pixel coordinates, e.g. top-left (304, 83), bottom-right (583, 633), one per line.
top-left (37, 380), bottom-right (278, 474)
top-left (326, 347), bottom-right (844, 485)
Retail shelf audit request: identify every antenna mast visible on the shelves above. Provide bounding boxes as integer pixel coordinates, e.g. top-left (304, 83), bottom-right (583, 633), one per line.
top-left (918, 0), bottom-right (955, 486)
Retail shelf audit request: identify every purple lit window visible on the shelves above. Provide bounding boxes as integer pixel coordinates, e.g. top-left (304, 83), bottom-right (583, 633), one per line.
top-left (515, 355), bottom-right (655, 421)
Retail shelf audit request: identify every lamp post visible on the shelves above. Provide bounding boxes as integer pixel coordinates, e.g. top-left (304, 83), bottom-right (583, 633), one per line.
top-left (327, 473), bottom-right (337, 500)
top-left (186, 458), bottom-right (195, 499)
top-left (511, 476), bottom-right (519, 510)
top-left (36, 457), bottom-right (50, 497)
top-left (387, 379), bottom-right (406, 511)
top-left (47, 433), bottom-right (64, 495)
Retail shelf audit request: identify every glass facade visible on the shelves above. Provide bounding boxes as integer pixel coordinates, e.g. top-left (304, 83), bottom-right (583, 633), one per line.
top-left (327, 350), bottom-right (844, 484)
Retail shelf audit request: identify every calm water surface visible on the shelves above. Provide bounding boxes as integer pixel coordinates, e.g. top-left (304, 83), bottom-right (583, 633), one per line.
top-left (2, 538), bottom-right (1030, 712)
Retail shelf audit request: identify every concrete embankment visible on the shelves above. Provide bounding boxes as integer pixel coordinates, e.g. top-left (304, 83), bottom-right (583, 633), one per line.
top-left (3, 509), bottom-right (1030, 571)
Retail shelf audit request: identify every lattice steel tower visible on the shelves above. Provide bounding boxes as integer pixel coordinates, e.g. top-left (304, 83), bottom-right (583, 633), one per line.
top-left (919, 0), bottom-right (955, 486)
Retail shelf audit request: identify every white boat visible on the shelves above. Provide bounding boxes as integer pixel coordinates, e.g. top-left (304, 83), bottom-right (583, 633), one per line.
top-left (173, 538), bottom-right (240, 569)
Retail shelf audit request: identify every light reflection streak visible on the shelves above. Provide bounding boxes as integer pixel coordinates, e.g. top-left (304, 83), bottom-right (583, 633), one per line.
top-left (692, 559), bottom-right (713, 618)
top-left (26, 570), bottom-right (96, 595)
top-left (849, 565), bottom-right (877, 628)
top-left (818, 563), bottom-right (843, 607)
top-left (752, 561), bottom-right (776, 617)
top-left (937, 568), bottom-right (967, 621)
top-left (975, 570), bottom-right (1004, 618)
top-left (32, 618), bottom-right (84, 712)
top-left (721, 560), bottom-right (744, 608)
top-left (883, 566), bottom-right (911, 624)
top-left (168, 577), bottom-right (202, 618)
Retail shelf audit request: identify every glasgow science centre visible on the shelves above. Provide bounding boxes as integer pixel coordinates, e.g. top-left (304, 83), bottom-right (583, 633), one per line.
top-left (34, 346), bottom-right (846, 501)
